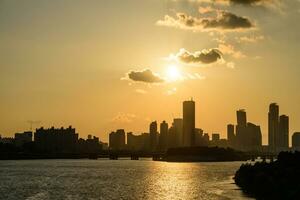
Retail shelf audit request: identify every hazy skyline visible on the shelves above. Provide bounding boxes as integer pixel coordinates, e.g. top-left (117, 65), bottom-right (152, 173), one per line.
top-left (1, 0), bottom-right (300, 144)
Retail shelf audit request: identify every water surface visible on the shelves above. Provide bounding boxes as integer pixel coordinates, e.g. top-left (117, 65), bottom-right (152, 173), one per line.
top-left (0, 159), bottom-right (252, 200)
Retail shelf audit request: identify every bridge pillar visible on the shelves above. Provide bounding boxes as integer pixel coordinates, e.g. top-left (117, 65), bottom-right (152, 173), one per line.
top-left (131, 155), bottom-right (139, 160)
top-left (109, 155), bottom-right (118, 160)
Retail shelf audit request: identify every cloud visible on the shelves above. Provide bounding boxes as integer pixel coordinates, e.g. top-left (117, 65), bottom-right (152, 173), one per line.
top-left (174, 48), bottom-right (222, 64)
top-left (124, 69), bottom-right (164, 83)
top-left (218, 43), bottom-right (246, 58)
top-left (172, 0), bottom-right (283, 12)
top-left (226, 62), bottom-right (235, 69)
top-left (198, 6), bottom-right (214, 14)
top-left (237, 35), bottom-right (265, 43)
top-left (156, 11), bottom-right (254, 32)
top-left (135, 89), bottom-right (147, 94)
top-left (166, 87), bottom-right (177, 95)
top-left (111, 113), bottom-right (137, 123)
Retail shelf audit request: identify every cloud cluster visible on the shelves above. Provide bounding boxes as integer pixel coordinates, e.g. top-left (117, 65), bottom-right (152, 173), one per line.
top-left (111, 113), bottom-right (137, 123)
top-left (157, 11), bottom-right (254, 32)
top-left (125, 69), bottom-right (164, 83)
top-left (212, 0), bottom-right (278, 6)
top-left (175, 48), bottom-right (222, 64)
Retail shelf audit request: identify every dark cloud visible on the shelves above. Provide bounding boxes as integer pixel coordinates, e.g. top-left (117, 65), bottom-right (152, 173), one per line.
top-left (126, 69), bottom-right (164, 83)
top-left (223, 0), bottom-right (270, 5)
top-left (157, 11), bottom-right (254, 31)
top-left (202, 11), bottom-right (253, 29)
top-left (176, 48), bottom-right (222, 64)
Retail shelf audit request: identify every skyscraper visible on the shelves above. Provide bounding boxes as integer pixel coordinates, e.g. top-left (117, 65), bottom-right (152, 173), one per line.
top-left (236, 109), bottom-right (247, 149)
top-left (150, 121), bottom-right (158, 151)
top-left (173, 118), bottom-right (183, 147)
top-left (183, 100), bottom-right (195, 146)
top-left (109, 129), bottom-right (125, 150)
top-left (159, 121), bottom-right (168, 151)
top-left (268, 103), bottom-right (279, 152)
top-left (237, 109), bottom-right (247, 127)
top-left (292, 132), bottom-right (300, 150)
top-left (279, 115), bottom-right (289, 150)
top-left (227, 124), bottom-right (235, 147)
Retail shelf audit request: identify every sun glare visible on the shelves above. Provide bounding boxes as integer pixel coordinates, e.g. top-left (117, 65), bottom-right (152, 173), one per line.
top-left (166, 65), bottom-right (181, 81)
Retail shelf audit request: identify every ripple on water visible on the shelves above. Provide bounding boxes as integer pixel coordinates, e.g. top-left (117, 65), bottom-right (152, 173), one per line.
top-left (0, 160), bottom-right (253, 200)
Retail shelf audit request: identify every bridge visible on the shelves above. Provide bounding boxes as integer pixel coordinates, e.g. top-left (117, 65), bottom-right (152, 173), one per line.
top-left (88, 150), bottom-right (165, 161)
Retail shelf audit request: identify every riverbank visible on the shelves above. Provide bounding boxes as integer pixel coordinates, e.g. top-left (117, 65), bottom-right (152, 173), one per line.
top-left (234, 151), bottom-right (300, 199)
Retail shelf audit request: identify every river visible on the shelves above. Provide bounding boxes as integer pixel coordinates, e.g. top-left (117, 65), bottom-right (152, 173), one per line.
top-left (0, 159), bottom-right (253, 200)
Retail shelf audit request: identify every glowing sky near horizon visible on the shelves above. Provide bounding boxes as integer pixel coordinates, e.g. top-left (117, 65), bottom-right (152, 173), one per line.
top-left (0, 0), bottom-right (300, 145)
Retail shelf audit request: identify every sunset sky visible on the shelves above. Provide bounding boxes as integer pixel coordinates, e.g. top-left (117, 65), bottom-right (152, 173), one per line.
top-left (0, 0), bottom-right (299, 144)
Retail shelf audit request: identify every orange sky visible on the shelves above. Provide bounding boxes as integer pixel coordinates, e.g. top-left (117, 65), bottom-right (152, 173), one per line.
top-left (0, 0), bottom-right (300, 145)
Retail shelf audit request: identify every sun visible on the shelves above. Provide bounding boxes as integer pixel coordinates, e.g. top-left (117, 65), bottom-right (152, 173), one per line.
top-left (166, 65), bottom-right (181, 81)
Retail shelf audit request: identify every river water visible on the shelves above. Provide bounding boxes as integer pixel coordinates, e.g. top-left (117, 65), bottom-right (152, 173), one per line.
top-left (0, 159), bottom-right (253, 200)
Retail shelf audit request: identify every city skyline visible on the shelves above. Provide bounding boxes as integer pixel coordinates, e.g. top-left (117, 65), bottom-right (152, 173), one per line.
top-left (1, 0), bottom-right (300, 145)
top-left (0, 99), bottom-right (297, 145)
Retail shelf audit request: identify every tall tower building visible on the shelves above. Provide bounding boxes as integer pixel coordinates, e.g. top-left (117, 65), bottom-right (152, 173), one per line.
top-left (149, 121), bottom-right (158, 151)
top-left (279, 115), bottom-right (289, 149)
top-left (173, 118), bottom-right (183, 147)
top-left (237, 109), bottom-right (247, 127)
top-left (159, 121), bottom-right (168, 150)
top-left (227, 124), bottom-right (235, 147)
top-left (182, 100), bottom-right (195, 147)
top-left (236, 109), bottom-right (247, 150)
top-left (268, 103), bottom-right (279, 152)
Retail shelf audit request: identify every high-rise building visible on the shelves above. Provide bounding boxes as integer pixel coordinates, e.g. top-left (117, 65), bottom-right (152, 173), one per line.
top-left (236, 109), bottom-right (247, 149)
top-left (150, 121), bottom-right (158, 151)
top-left (227, 124), bottom-right (235, 147)
top-left (203, 133), bottom-right (209, 145)
top-left (183, 100), bottom-right (195, 146)
top-left (246, 122), bottom-right (262, 151)
top-left (127, 132), bottom-right (150, 151)
top-left (173, 118), bottom-right (183, 147)
top-left (212, 133), bottom-right (220, 143)
top-left (195, 128), bottom-right (204, 146)
top-left (279, 115), bottom-right (289, 150)
top-left (234, 110), bottom-right (262, 151)
top-left (237, 109), bottom-right (247, 127)
top-left (268, 103), bottom-right (279, 152)
top-left (109, 129), bottom-right (126, 150)
top-left (292, 132), bottom-right (300, 150)
top-left (159, 121), bottom-right (168, 151)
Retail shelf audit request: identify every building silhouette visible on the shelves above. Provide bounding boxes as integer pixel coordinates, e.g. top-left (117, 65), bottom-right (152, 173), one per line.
top-left (292, 132), bottom-right (300, 150)
top-left (109, 129), bottom-right (126, 150)
top-left (268, 103), bottom-right (289, 152)
top-left (268, 103), bottom-right (279, 152)
top-left (211, 133), bottom-right (220, 145)
top-left (14, 131), bottom-right (32, 147)
top-left (279, 115), bottom-right (289, 151)
top-left (127, 132), bottom-right (150, 151)
top-left (234, 110), bottom-right (262, 151)
top-left (227, 124), bottom-right (235, 147)
top-left (172, 118), bottom-right (183, 147)
top-left (159, 121), bottom-right (168, 151)
top-left (149, 121), bottom-right (158, 151)
top-left (203, 133), bottom-right (209, 145)
top-left (236, 109), bottom-right (248, 150)
top-left (183, 100), bottom-right (195, 147)
top-left (34, 126), bottom-right (78, 153)
top-left (237, 109), bottom-right (247, 127)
